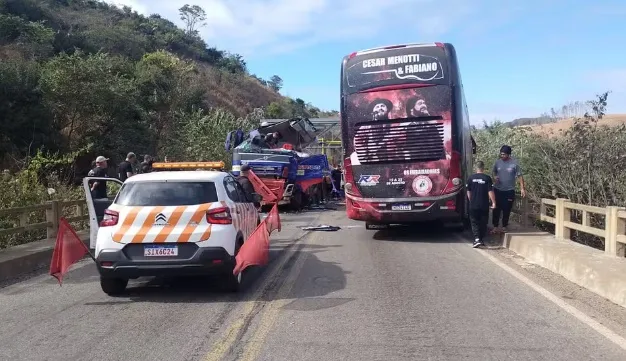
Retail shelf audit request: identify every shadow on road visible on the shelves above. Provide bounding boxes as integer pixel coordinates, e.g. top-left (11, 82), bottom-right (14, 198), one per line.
top-left (83, 243), bottom-right (348, 306)
top-left (372, 222), bottom-right (472, 243)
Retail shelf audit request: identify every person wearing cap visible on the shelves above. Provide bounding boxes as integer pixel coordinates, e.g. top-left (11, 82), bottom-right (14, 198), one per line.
top-left (491, 145), bottom-right (526, 233)
top-left (237, 164), bottom-right (259, 207)
top-left (117, 152), bottom-right (137, 182)
top-left (88, 156), bottom-right (109, 199)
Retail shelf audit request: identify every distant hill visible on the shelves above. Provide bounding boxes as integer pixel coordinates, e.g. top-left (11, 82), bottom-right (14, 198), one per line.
top-left (522, 114), bottom-right (626, 136)
top-left (506, 116), bottom-right (556, 127)
top-left (0, 0), bottom-right (337, 167)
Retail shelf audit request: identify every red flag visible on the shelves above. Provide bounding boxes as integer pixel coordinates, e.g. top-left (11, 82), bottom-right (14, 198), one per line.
top-left (49, 218), bottom-right (91, 285)
top-left (265, 204), bottom-right (281, 234)
top-left (247, 169), bottom-right (278, 203)
top-left (233, 221), bottom-right (270, 275)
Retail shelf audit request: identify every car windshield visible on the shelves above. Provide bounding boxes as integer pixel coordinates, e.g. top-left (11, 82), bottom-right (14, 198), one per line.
top-left (114, 181), bottom-right (218, 206)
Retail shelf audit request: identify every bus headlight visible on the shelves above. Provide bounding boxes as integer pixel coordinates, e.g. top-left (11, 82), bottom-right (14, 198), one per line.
top-left (452, 178), bottom-right (462, 186)
top-left (345, 183), bottom-right (352, 192)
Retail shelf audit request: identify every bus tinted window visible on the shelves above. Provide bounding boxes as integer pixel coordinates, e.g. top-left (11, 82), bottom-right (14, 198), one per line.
top-left (343, 45), bottom-right (449, 94)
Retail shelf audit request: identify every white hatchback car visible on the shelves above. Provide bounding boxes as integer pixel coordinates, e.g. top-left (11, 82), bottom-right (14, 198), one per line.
top-left (83, 163), bottom-right (261, 296)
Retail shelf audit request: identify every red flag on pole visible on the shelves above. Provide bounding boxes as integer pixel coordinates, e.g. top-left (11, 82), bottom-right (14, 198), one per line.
top-left (265, 203), bottom-right (281, 234)
top-left (49, 218), bottom-right (92, 285)
top-left (233, 221), bottom-right (270, 275)
top-left (247, 169), bottom-right (278, 203)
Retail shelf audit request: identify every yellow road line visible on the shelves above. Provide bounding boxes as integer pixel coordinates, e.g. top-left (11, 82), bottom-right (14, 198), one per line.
top-left (238, 239), bottom-right (312, 361)
top-left (203, 231), bottom-right (313, 361)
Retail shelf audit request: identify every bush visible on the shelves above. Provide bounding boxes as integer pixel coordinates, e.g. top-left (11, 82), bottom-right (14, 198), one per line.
top-left (472, 92), bottom-right (626, 250)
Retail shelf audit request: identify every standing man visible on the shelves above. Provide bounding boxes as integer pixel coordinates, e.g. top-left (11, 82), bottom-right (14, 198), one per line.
top-left (492, 145), bottom-right (526, 233)
top-left (331, 165), bottom-right (343, 200)
top-left (88, 156), bottom-right (109, 199)
top-left (117, 152), bottom-right (137, 181)
top-left (466, 161), bottom-right (496, 248)
top-left (140, 155), bottom-right (153, 173)
top-left (237, 164), bottom-right (260, 207)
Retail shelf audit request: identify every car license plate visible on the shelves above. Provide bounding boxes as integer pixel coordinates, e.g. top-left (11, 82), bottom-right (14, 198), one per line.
top-left (144, 245), bottom-right (178, 257)
top-left (391, 204), bottom-right (411, 211)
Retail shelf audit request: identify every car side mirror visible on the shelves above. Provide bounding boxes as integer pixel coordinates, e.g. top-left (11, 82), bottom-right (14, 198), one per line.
top-left (252, 193), bottom-right (263, 203)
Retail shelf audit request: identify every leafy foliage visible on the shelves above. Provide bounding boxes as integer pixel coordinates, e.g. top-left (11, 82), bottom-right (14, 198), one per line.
top-left (473, 92), bottom-right (626, 249)
top-left (265, 98), bottom-right (339, 119)
top-left (0, 0), bottom-right (339, 248)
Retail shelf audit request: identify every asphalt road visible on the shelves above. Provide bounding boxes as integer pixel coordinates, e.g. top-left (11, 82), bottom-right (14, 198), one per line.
top-left (2, 206), bottom-right (626, 361)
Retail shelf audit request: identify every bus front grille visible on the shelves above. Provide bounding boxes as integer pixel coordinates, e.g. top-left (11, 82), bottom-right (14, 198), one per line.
top-left (353, 120), bottom-right (445, 164)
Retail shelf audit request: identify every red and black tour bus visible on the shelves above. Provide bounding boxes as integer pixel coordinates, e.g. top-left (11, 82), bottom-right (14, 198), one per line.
top-left (340, 42), bottom-right (476, 230)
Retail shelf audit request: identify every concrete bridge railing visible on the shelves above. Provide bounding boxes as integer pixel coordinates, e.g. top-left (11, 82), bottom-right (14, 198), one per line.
top-left (512, 195), bottom-right (626, 257)
top-left (0, 200), bottom-right (89, 246)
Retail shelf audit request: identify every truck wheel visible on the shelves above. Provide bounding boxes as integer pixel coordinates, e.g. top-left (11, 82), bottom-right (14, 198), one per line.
top-left (290, 190), bottom-right (303, 211)
top-left (100, 277), bottom-right (128, 296)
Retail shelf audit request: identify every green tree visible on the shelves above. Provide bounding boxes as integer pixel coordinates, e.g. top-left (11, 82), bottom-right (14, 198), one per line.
top-left (265, 101), bottom-right (285, 119)
top-left (135, 50), bottom-right (203, 154)
top-left (0, 60), bottom-right (55, 157)
top-left (268, 75), bottom-right (283, 92)
top-left (219, 53), bottom-right (247, 74)
top-left (179, 4), bottom-right (207, 35)
top-left (39, 51), bottom-right (141, 153)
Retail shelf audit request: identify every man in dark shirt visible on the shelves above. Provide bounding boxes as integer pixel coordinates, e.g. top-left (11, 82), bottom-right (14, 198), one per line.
top-left (237, 164), bottom-right (260, 207)
top-left (140, 155), bottom-right (153, 173)
top-left (117, 152), bottom-right (137, 181)
top-left (466, 161), bottom-right (497, 248)
top-left (330, 165), bottom-right (343, 200)
top-left (88, 156), bottom-right (109, 199)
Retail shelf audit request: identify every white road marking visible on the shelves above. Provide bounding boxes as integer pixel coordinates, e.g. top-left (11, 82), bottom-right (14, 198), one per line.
top-left (468, 238), bottom-right (626, 351)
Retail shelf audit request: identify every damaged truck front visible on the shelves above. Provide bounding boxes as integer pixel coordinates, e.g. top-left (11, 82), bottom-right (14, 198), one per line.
top-left (227, 117), bottom-right (330, 210)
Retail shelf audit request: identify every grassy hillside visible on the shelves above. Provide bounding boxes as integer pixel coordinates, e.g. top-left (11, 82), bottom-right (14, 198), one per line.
top-left (0, 0), bottom-right (337, 169)
top-left (0, 0), bottom-right (340, 247)
top-left (521, 114), bottom-right (626, 137)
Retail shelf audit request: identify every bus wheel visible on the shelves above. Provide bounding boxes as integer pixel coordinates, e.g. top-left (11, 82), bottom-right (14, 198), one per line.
top-left (451, 219), bottom-right (468, 232)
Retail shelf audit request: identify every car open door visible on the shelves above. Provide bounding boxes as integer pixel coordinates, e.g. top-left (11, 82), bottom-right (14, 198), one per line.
top-left (82, 177), bottom-right (123, 249)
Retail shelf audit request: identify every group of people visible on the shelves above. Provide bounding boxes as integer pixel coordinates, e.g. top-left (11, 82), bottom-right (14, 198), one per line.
top-left (466, 145), bottom-right (525, 248)
top-left (86, 152), bottom-right (162, 199)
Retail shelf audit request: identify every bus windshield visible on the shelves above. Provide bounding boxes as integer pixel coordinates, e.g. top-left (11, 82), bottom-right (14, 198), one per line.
top-left (342, 45), bottom-right (449, 94)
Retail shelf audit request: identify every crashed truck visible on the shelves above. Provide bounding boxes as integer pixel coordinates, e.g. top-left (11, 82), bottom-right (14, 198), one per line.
top-left (225, 117), bottom-right (331, 211)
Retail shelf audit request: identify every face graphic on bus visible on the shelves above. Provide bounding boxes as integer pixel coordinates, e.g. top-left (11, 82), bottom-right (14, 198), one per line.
top-left (368, 99), bottom-right (393, 121)
top-left (407, 97), bottom-right (429, 117)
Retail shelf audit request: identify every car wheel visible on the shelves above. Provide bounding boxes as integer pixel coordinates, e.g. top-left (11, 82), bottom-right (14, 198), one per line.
top-left (100, 277), bottom-right (128, 296)
top-left (225, 238), bottom-right (244, 292)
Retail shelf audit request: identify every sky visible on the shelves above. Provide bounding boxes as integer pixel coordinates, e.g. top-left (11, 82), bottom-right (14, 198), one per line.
top-left (107, 0), bottom-right (626, 125)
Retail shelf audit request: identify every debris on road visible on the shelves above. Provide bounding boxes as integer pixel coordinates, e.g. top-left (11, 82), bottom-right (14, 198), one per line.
top-left (301, 225), bottom-right (341, 231)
